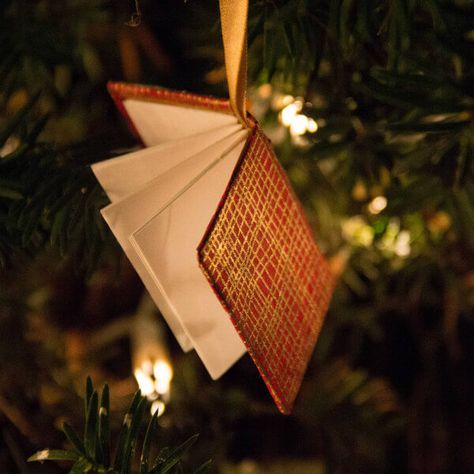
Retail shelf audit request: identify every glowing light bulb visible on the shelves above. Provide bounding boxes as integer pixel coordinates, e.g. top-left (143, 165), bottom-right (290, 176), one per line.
top-left (368, 196), bottom-right (387, 215)
top-left (280, 99), bottom-right (303, 126)
top-left (307, 118), bottom-right (318, 133)
top-left (153, 361), bottom-right (173, 384)
top-left (134, 358), bottom-right (173, 416)
top-left (395, 230), bottom-right (411, 257)
top-left (134, 366), bottom-right (155, 397)
top-left (280, 103), bottom-right (299, 126)
top-left (131, 296), bottom-right (173, 418)
top-left (154, 360), bottom-right (173, 395)
top-left (290, 114), bottom-right (309, 136)
top-left (342, 215), bottom-right (374, 247)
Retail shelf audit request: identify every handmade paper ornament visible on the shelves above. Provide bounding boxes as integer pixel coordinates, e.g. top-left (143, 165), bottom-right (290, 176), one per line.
top-left (92, 0), bottom-right (334, 414)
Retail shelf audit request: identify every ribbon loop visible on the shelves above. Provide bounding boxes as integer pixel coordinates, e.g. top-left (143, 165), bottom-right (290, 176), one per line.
top-left (219, 0), bottom-right (249, 127)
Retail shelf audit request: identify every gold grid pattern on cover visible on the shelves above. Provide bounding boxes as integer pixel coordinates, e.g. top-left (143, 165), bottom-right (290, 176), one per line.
top-left (199, 127), bottom-right (334, 414)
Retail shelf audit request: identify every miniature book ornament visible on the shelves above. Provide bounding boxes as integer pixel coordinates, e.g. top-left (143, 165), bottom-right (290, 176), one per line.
top-left (91, 0), bottom-right (334, 414)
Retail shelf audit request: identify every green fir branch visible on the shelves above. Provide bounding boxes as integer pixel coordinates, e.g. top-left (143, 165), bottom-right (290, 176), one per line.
top-left (28, 378), bottom-right (210, 474)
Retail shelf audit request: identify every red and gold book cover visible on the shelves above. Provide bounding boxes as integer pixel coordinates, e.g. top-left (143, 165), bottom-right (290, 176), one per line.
top-left (198, 125), bottom-right (335, 414)
top-left (107, 81), bottom-right (335, 414)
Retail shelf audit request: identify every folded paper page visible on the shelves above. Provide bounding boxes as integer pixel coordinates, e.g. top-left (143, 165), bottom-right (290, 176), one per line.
top-left (130, 133), bottom-right (249, 379)
top-left (99, 126), bottom-right (248, 367)
top-left (122, 97), bottom-right (238, 146)
top-left (108, 84), bottom-right (236, 146)
top-left (92, 123), bottom-right (243, 203)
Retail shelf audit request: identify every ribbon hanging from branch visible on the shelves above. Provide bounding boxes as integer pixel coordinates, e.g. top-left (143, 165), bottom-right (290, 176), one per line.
top-left (219, 0), bottom-right (249, 127)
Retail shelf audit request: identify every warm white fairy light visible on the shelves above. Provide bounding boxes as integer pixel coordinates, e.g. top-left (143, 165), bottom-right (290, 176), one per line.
top-left (280, 101), bottom-right (303, 126)
top-left (290, 114), bottom-right (309, 136)
top-left (377, 218), bottom-right (412, 258)
top-left (343, 214), bottom-right (412, 259)
top-left (134, 365), bottom-right (156, 397)
top-left (134, 357), bottom-right (173, 415)
top-left (342, 215), bottom-right (374, 247)
top-left (132, 295), bottom-right (174, 416)
top-left (394, 230), bottom-right (411, 257)
top-left (368, 196), bottom-right (387, 215)
top-left (307, 118), bottom-right (318, 133)
top-left (153, 360), bottom-right (173, 395)
top-left (279, 98), bottom-right (319, 137)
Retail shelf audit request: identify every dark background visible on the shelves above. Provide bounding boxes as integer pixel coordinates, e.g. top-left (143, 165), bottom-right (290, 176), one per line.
top-left (0, 0), bottom-right (473, 472)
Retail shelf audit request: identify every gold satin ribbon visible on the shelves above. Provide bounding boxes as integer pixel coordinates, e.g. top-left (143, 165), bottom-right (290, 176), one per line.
top-left (219, 0), bottom-right (249, 127)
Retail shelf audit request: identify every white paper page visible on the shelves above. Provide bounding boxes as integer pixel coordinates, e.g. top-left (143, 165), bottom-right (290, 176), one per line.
top-left (123, 99), bottom-right (237, 146)
top-left (92, 124), bottom-right (241, 203)
top-left (100, 130), bottom-right (248, 356)
top-left (130, 138), bottom-right (249, 380)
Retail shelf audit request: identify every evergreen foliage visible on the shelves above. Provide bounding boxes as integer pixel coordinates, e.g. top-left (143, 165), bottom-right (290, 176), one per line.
top-left (0, 0), bottom-right (473, 472)
top-left (28, 377), bottom-right (210, 474)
